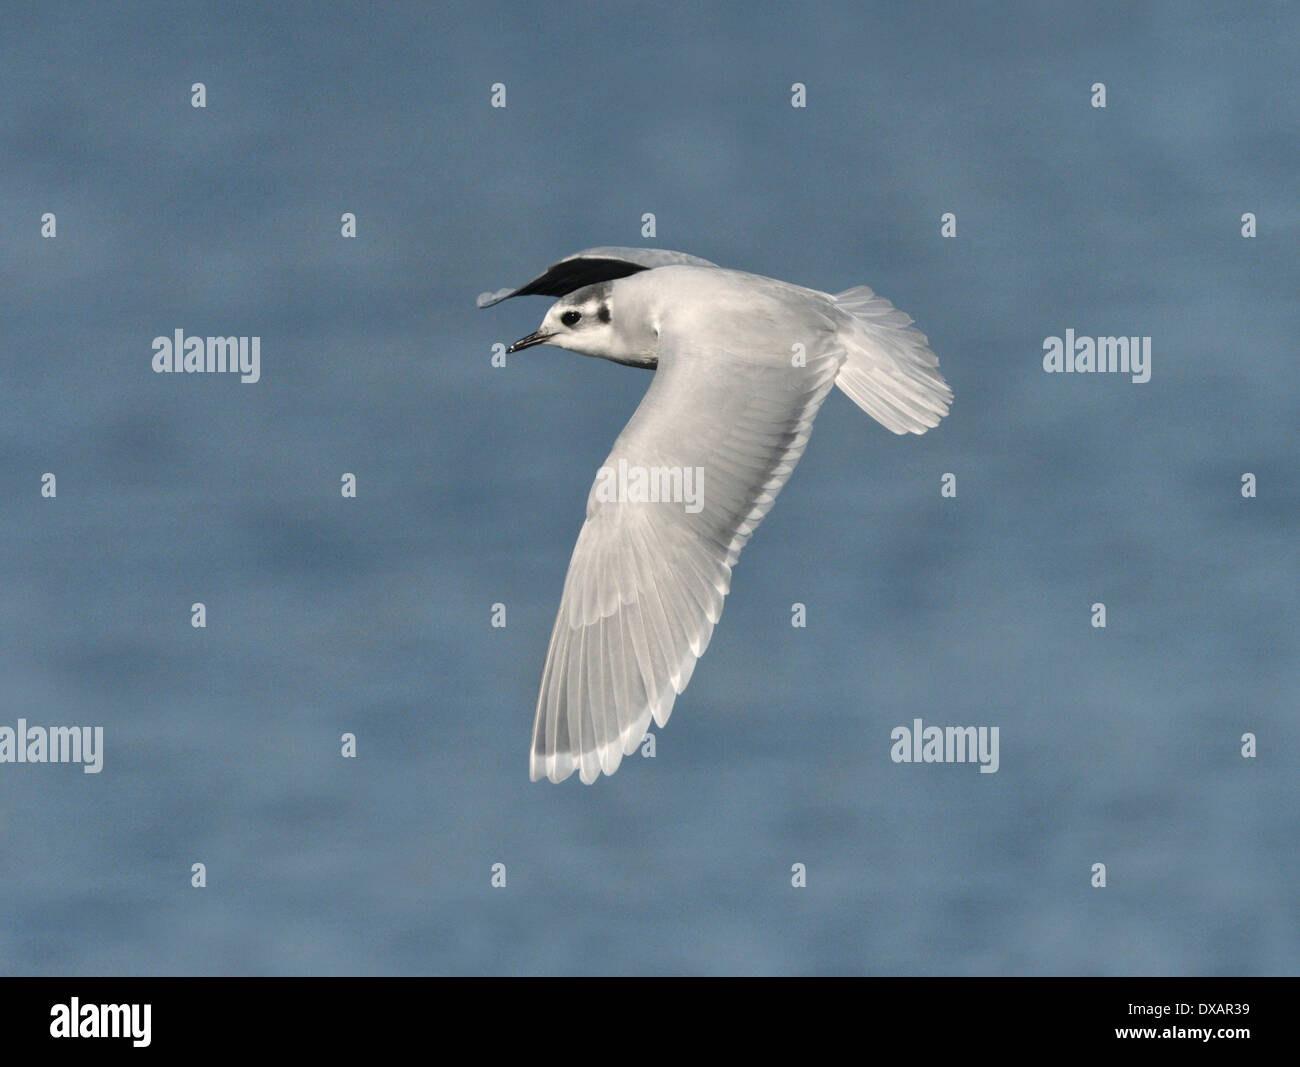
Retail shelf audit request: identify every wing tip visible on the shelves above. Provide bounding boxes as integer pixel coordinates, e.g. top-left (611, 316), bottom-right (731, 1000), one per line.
top-left (477, 288), bottom-right (515, 309)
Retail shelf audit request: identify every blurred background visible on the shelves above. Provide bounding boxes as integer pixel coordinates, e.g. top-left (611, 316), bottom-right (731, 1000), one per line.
top-left (0, 1), bottom-right (1295, 975)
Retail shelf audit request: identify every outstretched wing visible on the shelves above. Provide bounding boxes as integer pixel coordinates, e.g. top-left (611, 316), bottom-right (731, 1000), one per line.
top-left (477, 247), bottom-right (717, 308)
top-left (531, 306), bottom-right (843, 783)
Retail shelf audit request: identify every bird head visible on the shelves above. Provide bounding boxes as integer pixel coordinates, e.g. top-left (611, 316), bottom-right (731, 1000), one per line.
top-left (507, 282), bottom-right (652, 366)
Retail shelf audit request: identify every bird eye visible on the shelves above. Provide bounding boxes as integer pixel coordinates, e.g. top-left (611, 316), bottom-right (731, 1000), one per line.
top-left (560, 310), bottom-right (582, 327)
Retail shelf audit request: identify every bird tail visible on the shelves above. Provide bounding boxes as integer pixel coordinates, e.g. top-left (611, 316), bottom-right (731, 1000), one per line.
top-left (831, 286), bottom-right (953, 434)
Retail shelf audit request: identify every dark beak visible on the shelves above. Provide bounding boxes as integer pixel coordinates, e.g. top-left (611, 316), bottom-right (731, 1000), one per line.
top-left (507, 330), bottom-right (553, 354)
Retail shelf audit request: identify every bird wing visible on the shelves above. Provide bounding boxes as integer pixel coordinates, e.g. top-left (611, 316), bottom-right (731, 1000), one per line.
top-left (477, 247), bottom-right (717, 307)
top-left (531, 313), bottom-right (843, 783)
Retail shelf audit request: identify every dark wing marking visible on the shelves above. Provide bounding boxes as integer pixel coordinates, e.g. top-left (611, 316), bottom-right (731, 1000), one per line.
top-left (477, 247), bottom-right (718, 308)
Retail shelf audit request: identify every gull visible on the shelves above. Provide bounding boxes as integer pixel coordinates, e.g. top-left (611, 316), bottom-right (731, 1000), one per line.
top-left (479, 248), bottom-right (953, 783)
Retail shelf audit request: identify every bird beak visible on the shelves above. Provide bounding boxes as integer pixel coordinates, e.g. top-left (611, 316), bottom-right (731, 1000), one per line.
top-left (507, 330), bottom-right (553, 354)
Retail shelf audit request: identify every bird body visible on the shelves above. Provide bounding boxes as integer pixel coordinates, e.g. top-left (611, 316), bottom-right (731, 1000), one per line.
top-left (480, 249), bottom-right (952, 783)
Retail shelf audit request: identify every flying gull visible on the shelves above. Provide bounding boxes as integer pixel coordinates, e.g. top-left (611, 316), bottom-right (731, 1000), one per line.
top-left (479, 247), bottom-right (953, 783)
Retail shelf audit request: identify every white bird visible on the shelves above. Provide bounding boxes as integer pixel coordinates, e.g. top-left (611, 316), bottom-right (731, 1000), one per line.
top-left (479, 248), bottom-right (952, 784)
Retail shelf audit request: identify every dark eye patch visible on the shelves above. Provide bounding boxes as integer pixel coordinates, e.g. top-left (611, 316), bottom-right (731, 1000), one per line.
top-left (561, 310), bottom-right (582, 326)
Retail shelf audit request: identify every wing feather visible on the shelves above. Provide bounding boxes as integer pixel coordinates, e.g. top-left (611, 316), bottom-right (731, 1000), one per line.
top-left (531, 312), bottom-right (842, 783)
top-left (477, 247), bottom-right (717, 307)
